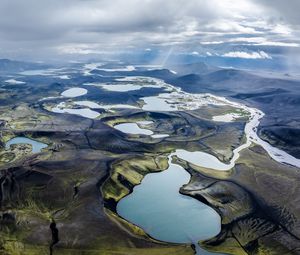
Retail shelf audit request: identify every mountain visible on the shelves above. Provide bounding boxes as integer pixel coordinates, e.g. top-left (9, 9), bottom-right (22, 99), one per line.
top-left (0, 59), bottom-right (49, 73)
top-left (90, 68), bottom-right (177, 80)
top-left (166, 67), bottom-right (300, 157)
top-left (168, 68), bottom-right (300, 94)
top-left (166, 62), bottom-right (219, 76)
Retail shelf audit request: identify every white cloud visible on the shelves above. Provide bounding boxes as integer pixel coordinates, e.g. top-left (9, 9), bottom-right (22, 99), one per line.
top-left (252, 41), bottom-right (300, 47)
top-left (222, 51), bottom-right (272, 59)
top-left (56, 44), bottom-right (104, 55)
top-left (200, 41), bottom-right (224, 45)
top-left (200, 37), bottom-right (300, 48)
top-left (228, 37), bottom-right (265, 43)
top-left (228, 37), bottom-right (300, 47)
top-left (206, 20), bottom-right (261, 34)
top-left (272, 24), bottom-right (292, 35)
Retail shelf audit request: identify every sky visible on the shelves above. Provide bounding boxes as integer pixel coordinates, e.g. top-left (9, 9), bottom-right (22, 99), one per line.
top-left (0, 0), bottom-right (300, 70)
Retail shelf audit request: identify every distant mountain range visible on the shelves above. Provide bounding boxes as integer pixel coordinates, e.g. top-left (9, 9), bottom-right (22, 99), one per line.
top-left (166, 62), bottom-right (220, 76)
top-left (0, 59), bottom-right (49, 73)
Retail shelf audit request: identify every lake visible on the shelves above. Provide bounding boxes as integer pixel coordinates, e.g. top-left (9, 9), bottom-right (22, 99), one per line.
top-left (6, 137), bottom-right (48, 153)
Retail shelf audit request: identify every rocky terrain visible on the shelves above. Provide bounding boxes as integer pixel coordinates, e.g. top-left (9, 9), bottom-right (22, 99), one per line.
top-left (0, 60), bottom-right (299, 255)
top-left (178, 144), bottom-right (300, 254)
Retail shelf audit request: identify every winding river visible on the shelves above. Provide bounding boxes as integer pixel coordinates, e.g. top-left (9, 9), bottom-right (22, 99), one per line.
top-left (42, 73), bottom-right (300, 254)
top-left (111, 76), bottom-right (300, 254)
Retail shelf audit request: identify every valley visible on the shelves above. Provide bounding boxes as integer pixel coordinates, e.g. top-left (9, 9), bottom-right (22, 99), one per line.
top-left (0, 60), bottom-right (299, 255)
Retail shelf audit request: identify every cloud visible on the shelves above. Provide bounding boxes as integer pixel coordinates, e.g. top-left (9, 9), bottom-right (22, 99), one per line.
top-left (0, 0), bottom-right (298, 62)
top-left (200, 37), bottom-right (300, 48)
top-left (56, 44), bottom-right (105, 55)
top-left (200, 41), bottom-right (224, 45)
top-left (204, 20), bottom-right (261, 34)
top-left (229, 37), bottom-right (300, 47)
top-left (222, 51), bottom-right (272, 59)
top-left (250, 0), bottom-right (300, 26)
top-left (252, 42), bottom-right (300, 47)
top-left (228, 37), bottom-right (265, 43)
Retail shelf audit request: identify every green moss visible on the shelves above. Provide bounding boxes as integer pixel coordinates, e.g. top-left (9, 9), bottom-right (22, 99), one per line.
top-left (201, 237), bottom-right (247, 255)
top-left (104, 208), bottom-right (150, 239)
top-left (1, 245), bottom-right (193, 255)
top-left (0, 152), bottom-right (15, 163)
top-left (18, 200), bottom-right (53, 221)
top-left (102, 155), bottom-right (168, 203)
top-left (0, 131), bottom-right (15, 143)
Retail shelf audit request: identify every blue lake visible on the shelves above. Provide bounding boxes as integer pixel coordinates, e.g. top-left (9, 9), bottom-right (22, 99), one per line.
top-left (117, 156), bottom-right (221, 247)
top-left (6, 137), bottom-right (48, 153)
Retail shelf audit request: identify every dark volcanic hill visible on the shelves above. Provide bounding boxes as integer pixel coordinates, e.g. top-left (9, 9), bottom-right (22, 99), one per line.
top-left (0, 59), bottom-right (49, 73)
top-left (165, 67), bottom-right (300, 158)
